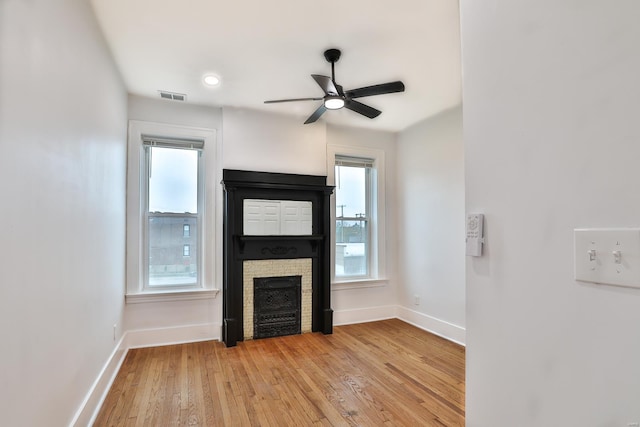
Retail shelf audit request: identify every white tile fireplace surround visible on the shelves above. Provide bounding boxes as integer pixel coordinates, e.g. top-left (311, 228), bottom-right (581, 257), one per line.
top-left (243, 258), bottom-right (312, 340)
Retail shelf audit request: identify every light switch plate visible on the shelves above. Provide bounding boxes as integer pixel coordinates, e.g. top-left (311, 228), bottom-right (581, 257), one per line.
top-left (574, 228), bottom-right (640, 288)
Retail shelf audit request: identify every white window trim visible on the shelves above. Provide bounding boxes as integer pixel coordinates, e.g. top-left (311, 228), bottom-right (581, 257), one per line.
top-left (327, 145), bottom-right (387, 284)
top-left (126, 120), bottom-right (221, 302)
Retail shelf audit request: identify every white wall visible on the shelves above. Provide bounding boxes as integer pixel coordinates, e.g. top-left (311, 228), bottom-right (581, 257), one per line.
top-left (461, 1), bottom-right (640, 425)
top-left (128, 94), bottom-right (222, 130)
top-left (124, 96), bottom-right (223, 339)
top-left (124, 101), bottom-right (327, 342)
top-left (396, 107), bottom-right (465, 343)
top-left (0, 1), bottom-right (127, 426)
top-left (223, 107), bottom-right (327, 175)
top-left (123, 102), bottom-right (401, 336)
top-left (326, 125), bottom-right (399, 323)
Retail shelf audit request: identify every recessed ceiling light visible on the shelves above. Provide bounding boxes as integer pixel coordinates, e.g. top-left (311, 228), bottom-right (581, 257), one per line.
top-left (203, 74), bottom-right (221, 87)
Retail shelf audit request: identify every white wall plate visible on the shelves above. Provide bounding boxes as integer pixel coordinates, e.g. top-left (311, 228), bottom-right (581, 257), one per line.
top-left (574, 228), bottom-right (640, 288)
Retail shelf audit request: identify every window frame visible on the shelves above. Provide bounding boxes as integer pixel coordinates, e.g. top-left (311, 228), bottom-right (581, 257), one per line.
top-left (143, 143), bottom-right (202, 291)
top-left (334, 157), bottom-right (373, 279)
top-left (126, 121), bottom-right (220, 303)
top-left (327, 145), bottom-right (387, 285)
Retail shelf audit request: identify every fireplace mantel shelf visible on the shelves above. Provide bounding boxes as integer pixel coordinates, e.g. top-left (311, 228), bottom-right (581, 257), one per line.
top-left (236, 235), bottom-right (325, 242)
top-left (235, 235), bottom-right (324, 256)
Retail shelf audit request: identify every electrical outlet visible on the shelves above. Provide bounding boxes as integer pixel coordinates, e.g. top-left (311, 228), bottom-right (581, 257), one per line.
top-left (414, 295), bottom-right (420, 305)
top-left (113, 324), bottom-right (117, 341)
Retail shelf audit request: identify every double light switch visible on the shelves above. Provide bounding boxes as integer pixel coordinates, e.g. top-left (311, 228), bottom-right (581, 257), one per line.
top-left (574, 228), bottom-right (640, 288)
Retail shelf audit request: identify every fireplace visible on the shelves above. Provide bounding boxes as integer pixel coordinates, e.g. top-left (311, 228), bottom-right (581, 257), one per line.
top-left (253, 275), bottom-right (301, 339)
top-left (243, 259), bottom-right (312, 340)
top-left (222, 169), bottom-right (334, 347)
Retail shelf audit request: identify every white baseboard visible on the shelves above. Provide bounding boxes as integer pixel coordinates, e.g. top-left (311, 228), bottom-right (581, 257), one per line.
top-left (72, 322), bottom-right (220, 427)
top-left (124, 322), bottom-right (220, 349)
top-left (396, 306), bottom-right (466, 346)
top-left (333, 305), bottom-right (465, 346)
top-left (70, 336), bottom-right (127, 427)
top-left (333, 305), bottom-right (398, 326)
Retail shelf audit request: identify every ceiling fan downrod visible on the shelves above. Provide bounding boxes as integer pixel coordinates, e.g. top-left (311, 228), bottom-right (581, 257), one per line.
top-left (324, 48), bottom-right (341, 87)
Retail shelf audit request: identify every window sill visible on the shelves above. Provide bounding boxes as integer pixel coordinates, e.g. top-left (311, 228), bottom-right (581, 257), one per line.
top-left (125, 289), bottom-right (220, 304)
top-left (331, 278), bottom-right (389, 290)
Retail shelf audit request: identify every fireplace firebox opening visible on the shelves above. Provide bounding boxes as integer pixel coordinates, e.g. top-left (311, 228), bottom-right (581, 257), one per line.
top-left (253, 275), bottom-right (301, 339)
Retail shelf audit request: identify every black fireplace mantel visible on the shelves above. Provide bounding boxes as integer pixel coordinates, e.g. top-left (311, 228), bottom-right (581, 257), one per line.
top-left (221, 169), bottom-right (335, 347)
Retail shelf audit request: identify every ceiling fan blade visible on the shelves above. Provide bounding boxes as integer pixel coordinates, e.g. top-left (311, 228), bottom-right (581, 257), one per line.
top-left (311, 74), bottom-right (339, 95)
top-left (345, 99), bottom-right (381, 119)
top-left (304, 104), bottom-right (327, 124)
top-left (346, 81), bottom-right (405, 99)
top-left (264, 97), bottom-right (323, 104)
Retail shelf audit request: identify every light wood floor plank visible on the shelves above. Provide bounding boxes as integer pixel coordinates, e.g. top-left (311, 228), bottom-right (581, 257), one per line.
top-left (94, 319), bottom-right (465, 426)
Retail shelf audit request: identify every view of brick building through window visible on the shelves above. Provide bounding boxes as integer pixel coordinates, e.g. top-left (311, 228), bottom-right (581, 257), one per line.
top-left (148, 216), bottom-right (197, 286)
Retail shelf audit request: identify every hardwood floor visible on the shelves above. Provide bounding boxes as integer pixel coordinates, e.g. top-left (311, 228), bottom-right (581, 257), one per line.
top-left (94, 319), bottom-right (465, 426)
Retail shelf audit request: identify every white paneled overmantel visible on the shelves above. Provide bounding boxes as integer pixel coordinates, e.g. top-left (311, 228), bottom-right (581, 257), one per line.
top-left (125, 120), bottom-right (222, 302)
top-left (243, 199), bottom-right (312, 236)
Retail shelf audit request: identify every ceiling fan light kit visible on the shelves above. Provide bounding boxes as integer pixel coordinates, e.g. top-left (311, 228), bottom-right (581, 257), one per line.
top-left (264, 48), bottom-right (405, 124)
top-left (324, 96), bottom-right (344, 110)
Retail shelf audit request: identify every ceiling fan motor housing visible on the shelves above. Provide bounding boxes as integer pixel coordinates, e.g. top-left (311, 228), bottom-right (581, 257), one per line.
top-left (324, 48), bottom-right (341, 64)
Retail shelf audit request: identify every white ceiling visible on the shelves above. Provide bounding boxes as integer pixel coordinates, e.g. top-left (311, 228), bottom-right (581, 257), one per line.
top-left (91, 0), bottom-right (461, 132)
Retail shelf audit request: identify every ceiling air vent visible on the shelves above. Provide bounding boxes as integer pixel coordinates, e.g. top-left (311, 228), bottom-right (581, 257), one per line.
top-left (158, 90), bottom-right (187, 102)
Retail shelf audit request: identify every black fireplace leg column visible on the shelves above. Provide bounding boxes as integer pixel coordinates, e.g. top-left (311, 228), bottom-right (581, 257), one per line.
top-left (321, 188), bottom-right (334, 335)
top-left (322, 309), bottom-right (333, 334)
top-left (224, 318), bottom-right (237, 347)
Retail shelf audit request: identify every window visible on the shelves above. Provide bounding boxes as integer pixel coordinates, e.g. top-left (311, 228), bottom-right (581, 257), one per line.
top-left (335, 156), bottom-right (374, 278)
top-left (145, 139), bottom-right (202, 287)
top-left (328, 146), bottom-right (386, 284)
top-left (126, 121), bottom-right (218, 301)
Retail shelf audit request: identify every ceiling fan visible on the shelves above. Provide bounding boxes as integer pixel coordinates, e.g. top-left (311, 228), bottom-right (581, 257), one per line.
top-left (264, 48), bottom-right (405, 124)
